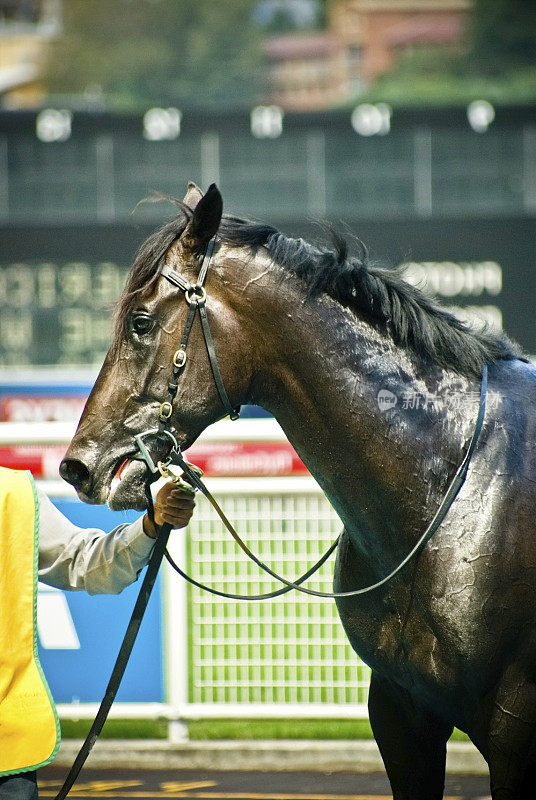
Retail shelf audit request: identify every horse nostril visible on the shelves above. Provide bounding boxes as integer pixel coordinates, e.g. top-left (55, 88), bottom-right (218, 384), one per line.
top-left (59, 457), bottom-right (92, 493)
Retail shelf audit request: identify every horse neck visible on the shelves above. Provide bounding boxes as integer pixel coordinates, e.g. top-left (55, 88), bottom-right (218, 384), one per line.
top-left (247, 275), bottom-right (476, 569)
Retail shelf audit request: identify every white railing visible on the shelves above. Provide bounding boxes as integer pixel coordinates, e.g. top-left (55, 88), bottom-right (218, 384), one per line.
top-left (0, 420), bottom-right (370, 737)
top-left (0, 417), bottom-right (286, 445)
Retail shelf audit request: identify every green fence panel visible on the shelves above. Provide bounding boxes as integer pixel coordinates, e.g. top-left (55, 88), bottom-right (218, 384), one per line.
top-left (186, 489), bottom-right (370, 707)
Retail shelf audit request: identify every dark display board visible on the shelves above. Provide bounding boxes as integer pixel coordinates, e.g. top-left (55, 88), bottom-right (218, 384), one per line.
top-left (2, 106), bottom-right (534, 225)
top-left (0, 214), bottom-right (534, 366)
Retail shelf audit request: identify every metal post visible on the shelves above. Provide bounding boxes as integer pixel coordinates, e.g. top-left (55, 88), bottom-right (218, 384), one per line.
top-left (96, 134), bottom-right (115, 222)
top-left (413, 127), bottom-right (433, 217)
top-left (164, 526), bottom-right (189, 742)
top-left (0, 136), bottom-right (9, 222)
top-left (522, 124), bottom-right (536, 213)
top-left (306, 131), bottom-right (326, 218)
top-left (201, 132), bottom-right (220, 189)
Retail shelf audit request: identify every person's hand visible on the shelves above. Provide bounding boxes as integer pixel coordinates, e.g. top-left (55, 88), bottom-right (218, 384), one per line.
top-left (142, 481), bottom-right (196, 539)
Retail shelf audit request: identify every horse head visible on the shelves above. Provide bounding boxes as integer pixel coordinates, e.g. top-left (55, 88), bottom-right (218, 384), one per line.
top-left (60, 183), bottom-right (262, 510)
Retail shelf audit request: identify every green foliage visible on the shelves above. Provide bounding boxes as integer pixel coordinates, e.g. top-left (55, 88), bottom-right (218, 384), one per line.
top-left (343, 1), bottom-right (536, 108)
top-left (44, 0), bottom-right (263, 111)
top-left (59, 718), bottom-right (168, 739)
top-left (60, 717), bottom-right (471, 741)
top-left (468, 0), bottom-right (536, 73)
top-left (356, 59), bottom-right (536, 108)
top-left (188, 719), bottom-right (470, 741)
top-left (263, 8), bottom-right (300, 33)
top-left (188, 718), bottom-right (375, 740)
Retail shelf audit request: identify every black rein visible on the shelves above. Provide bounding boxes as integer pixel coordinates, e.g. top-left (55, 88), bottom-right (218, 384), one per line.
top-left (55, 234), bottom-right (488, 797)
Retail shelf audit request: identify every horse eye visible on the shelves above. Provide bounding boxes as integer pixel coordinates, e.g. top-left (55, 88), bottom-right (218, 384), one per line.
top-left (130, 314), bottom-right (155, 337)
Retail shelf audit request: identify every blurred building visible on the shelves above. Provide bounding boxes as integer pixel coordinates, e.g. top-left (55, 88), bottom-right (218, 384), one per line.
top-left (263, 32), bottom-right (339, 110)
top-left (1, 0), bottom-right (472, 112)
top-left (0, 0), bottom-right (61, 108)
top-left (264, 0), bottom-right (471, 110)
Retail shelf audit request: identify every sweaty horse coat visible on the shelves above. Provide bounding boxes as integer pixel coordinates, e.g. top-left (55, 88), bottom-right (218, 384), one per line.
top-left (60, 182), bottom-right (536, 798)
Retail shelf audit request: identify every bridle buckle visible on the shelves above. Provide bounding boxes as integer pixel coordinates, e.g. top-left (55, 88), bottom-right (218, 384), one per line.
top-left (185, 285), bottom-right (207, 306)
top-left (159, 401), bottom-right (173, 420)
top-left (156, 460), bottom-right (197, 495)
top-left (173, 349), bottom-right (187, 368)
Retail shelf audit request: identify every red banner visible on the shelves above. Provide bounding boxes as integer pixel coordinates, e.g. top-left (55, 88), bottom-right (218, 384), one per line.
top-left (0, 441), bottom-right (307, 479)
top-left (0, 393), bottom-right (307, 478)
top-left (0, 445), bottom-right (67, 478)
top-left (185, 441), bottom-right (308, 477)
top-left (0, 395), bottom-right (86, 423)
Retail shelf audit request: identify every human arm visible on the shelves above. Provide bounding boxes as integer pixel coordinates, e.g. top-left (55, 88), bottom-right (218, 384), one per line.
top-left (37, 482), bottom-right (195, 594)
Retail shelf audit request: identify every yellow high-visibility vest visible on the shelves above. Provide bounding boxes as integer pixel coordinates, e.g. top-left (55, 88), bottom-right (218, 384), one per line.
top-left (0, 467), bottom-right (60, 775)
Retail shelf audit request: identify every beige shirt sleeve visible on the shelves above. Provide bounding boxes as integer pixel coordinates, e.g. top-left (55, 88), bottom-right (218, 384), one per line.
top-left (36, 486), bottom-right (155, 595)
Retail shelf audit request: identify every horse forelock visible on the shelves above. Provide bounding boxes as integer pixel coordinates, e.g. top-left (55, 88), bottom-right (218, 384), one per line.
top-left (112, 205), bottom-right (192, 350)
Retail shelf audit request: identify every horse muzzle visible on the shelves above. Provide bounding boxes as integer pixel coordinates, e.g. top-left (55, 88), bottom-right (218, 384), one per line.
top-left (59, 439), bottom-right (147, 510)
top-left (59, 454), bottom-right (95, 499)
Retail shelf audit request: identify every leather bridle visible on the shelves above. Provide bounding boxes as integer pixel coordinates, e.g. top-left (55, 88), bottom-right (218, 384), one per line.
top-left (134, 234), bottom-right (341, 601)
top-left (134, 234), bottom-right (489, 602)
top-left (157, 236), bottom-right (240, 425)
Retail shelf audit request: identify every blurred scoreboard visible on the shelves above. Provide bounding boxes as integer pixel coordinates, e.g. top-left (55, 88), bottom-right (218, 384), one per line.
top-left (0, 260), bottom-right (127, 367)
top-left (1, 215), bottom-right (535, 370)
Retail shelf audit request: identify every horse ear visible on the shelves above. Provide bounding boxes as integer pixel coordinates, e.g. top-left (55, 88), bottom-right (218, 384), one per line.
top-left (183, 183), bottom-right (223, 250)
top-left (183, 181), bottom-right (204, 210)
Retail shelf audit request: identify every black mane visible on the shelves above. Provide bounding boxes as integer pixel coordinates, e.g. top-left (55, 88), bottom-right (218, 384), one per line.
top-left (118, 209), bottom-right (524, 377)
top-left (218, 216), bottom-right (524, 377)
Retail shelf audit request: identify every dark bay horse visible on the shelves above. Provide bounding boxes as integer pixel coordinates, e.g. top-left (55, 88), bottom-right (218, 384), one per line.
top-left (60, 183), bottom-right (536, 799)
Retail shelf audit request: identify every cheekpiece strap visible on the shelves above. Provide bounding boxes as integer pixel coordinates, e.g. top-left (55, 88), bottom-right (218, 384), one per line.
top-left (160, 264), bottom-right (191, 292)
